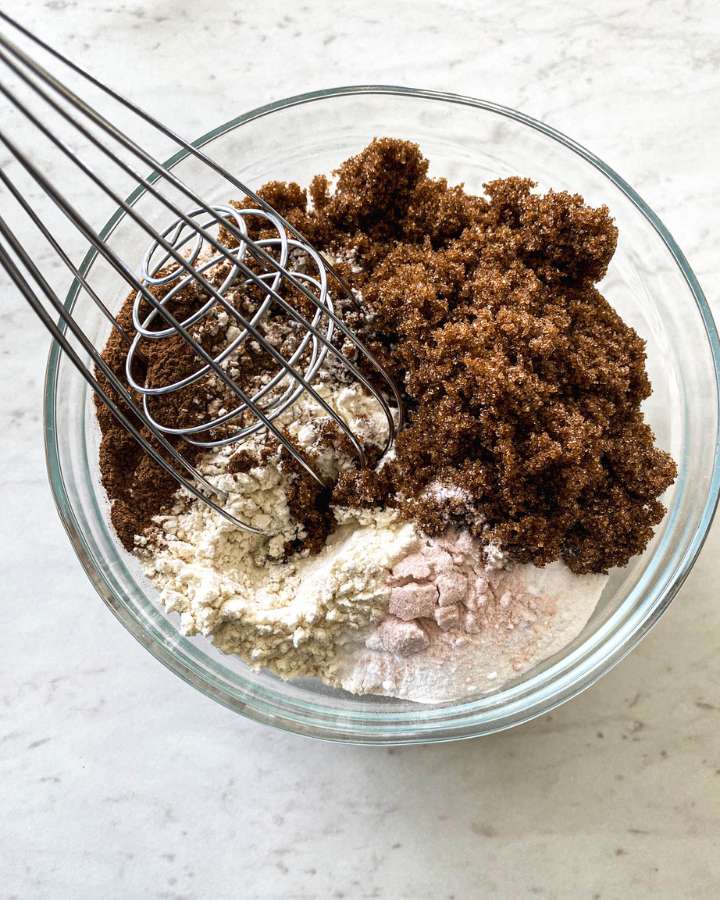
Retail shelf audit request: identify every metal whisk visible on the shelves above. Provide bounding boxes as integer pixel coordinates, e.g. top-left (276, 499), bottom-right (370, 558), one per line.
top-left (0, 12), bottom-right (403, 534)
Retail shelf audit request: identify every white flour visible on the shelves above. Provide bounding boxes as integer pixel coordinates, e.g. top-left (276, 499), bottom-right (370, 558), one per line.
top-left (138, 383), bottom-right (415, 678)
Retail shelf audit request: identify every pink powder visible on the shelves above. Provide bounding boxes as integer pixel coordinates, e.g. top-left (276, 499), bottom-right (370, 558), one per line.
top-left (374, 617), bottom-right (430, 656)
top-left (335, 530), bottom-right (609, 703)
top-left (389, 582), bottom-right (438, 620)
top-left (378, 530), bottom-right (543, 656)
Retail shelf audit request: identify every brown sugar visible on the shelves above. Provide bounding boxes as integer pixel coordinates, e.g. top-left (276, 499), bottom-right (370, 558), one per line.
top-left (94, 292), bottom-right (203, 549)
top-left (97, 138), bottom-right (676, 574)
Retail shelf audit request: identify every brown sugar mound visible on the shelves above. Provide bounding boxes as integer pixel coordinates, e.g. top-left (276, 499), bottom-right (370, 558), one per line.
top-left (318, 140), bottom-right (676, 574)
top-left (97, 138), bottom-right (676, 574)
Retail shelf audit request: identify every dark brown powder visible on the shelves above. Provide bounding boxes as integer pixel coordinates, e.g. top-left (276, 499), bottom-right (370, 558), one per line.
top-left (97, 138), bottom-right (676, 574)
top-left (279, 445), bottom-right (334, 556)
top-left (96, 249), bottom-right (324, 548)
top-left (95, 278), bottom-right (212, 547)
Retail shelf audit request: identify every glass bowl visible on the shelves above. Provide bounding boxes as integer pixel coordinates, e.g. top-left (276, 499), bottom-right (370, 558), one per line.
top-left (44, 87), bottom-right (720, 744)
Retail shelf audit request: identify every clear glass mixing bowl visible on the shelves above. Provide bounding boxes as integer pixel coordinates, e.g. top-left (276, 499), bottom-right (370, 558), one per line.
top-left (44, 87), bottom-right (720, 744)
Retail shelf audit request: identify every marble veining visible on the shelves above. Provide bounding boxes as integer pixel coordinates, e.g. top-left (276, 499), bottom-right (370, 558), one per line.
top-left (1, 0), bottom-right (719, 897)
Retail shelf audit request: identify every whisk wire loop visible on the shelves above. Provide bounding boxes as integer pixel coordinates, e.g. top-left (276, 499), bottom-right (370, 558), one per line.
top-left (0, 11), bottom-right (405, 533)
top-left (0, 22), bottom-right (403, 446)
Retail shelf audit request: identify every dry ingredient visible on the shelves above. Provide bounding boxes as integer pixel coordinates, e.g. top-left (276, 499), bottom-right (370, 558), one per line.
top-left (336, 531), bottom-right (607, 703)
top-left (97, 138), bottom-right (677, 702)
top-left (138, 385), bottom-right (415, 679)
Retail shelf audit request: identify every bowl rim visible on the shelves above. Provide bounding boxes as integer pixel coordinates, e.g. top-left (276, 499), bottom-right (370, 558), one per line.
top-left (44, 85), bottom-right (720, 744)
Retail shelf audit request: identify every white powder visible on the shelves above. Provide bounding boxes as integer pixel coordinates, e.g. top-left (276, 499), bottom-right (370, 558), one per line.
top-left (138, 382), bottom-right (415, 678)
top-left (335, 555), bottom-right (608, 703)
top-left (422, 480), bottom-right (473, 505)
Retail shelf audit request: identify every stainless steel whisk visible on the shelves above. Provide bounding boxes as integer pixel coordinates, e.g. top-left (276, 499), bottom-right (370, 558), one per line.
top-left (0, 12), bottom-right (404, 533)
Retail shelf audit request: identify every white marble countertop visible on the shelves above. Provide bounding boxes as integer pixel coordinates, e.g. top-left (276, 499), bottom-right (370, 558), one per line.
top-left (1, 1), bottom-right (719, 897)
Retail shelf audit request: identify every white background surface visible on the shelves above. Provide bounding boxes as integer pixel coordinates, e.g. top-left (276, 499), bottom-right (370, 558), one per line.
top-left (1, 1), bottom-right (719, 897)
